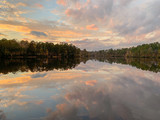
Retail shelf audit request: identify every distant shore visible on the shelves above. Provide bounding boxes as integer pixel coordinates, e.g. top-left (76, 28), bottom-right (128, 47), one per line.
top-left (0, 38), bottom-right (160, 59)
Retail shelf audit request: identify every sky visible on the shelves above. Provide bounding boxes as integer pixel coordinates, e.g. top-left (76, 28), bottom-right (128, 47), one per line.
top-left (0, 0), bottom-right (160, 50)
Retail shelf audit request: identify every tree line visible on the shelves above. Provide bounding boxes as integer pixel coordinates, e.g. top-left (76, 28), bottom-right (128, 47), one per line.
top-left (89, 42), bottom-right (160, 58)
top-left (0, 38), bottom-right (81, 58)
top-left (1, 38), bottom-right (160, 59)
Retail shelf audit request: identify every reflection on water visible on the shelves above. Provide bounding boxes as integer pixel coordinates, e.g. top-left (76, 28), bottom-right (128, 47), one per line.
top-left (0, 59), bottom-right (160, 120)
top-left (0, 110), bottom-right (6, 120)
top-left (0, 58), bottom-right (160, 74)
top-left (0, 58), bottom-right (82, 74)
top-left (103, 58), bottom-right (160, 73)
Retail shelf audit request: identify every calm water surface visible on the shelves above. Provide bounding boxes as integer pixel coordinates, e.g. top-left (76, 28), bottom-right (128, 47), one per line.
top-left (0, 59), bottom-right (160, 120)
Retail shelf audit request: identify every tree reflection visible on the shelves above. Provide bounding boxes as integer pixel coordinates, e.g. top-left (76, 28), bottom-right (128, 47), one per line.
top-left (93, 57), bottom-right (160, 73)
top-left (0, 57), bottom-right (160, 74)
top-left (0, 58), bottom-right (81, 74)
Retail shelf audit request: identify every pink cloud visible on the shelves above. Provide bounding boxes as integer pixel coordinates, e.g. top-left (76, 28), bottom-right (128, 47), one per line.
top-left (86, 24), bottom-right (98, 31)
top-left (35, 3), bottom-right (44, 9)
top-left (57, 0), bottom-right (66, 6)
top-left (65, 8), bottom-right (81, 17)
top-left (85, 80), bottom-right (97, 86)
top-left (65, 9), bottom-right (72, 16)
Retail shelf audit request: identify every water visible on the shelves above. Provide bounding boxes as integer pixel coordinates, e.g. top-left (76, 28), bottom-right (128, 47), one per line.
top-left (0, 58), bottom-right (160, 120)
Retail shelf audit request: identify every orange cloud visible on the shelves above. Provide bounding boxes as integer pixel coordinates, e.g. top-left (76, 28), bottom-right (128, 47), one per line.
top-left (57, 0), bottom-right (66, 6)
top-left (0, 24), bottom-right (31, 33)
top-left (16, 2), bottom-right (27, 7)
top-left (80, 27), bottom-right (84, 30)
top-left (0, 76), bottom-right (31, 86)
top-left (86, 24), bottom-right (98, 31)
top-left (49, 30), bottom-right (90, 38)
top-left (45, 72), bottom-right (87, 80)
top-left (106, 31), bottom-right (113, 34)
top-left (65, 39), bottom-right (70, 42)
top-left (0, 72), bottom-right (89, 89)
top-left (85, 80), bottom-right (97, 86)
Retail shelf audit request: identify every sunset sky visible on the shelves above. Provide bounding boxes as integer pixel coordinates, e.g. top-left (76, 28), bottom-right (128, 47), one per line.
top-left (0, 0), bottom-right (160, 50)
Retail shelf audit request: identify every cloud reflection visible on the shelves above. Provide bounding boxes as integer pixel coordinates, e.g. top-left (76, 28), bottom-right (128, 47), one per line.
top-left (44, 62), bottom-right (160, 120)
top-left (0, 110), bottom-right (6, 120)
top-left (0, 61), bottom-right (160, 120)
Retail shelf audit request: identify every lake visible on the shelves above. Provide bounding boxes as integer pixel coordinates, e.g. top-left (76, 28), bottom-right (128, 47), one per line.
top-left (0, 58), bottom-right (160, 120)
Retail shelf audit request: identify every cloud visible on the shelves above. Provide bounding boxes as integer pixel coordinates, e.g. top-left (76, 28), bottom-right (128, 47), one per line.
top-left (86, 24), bottom-right (98, 31)
top-left (85, 80), bottom-right (97, 86)
top-left (0, 23), bottom-right (31, 33)
top-left (70, 39), bottom-right (106, 50)
top-left (0, 0), bottom-right (28, 21)
top-left (70, 38), bottom-right (119, 51)
top-left (49, 68), bottom-right (160, 120)
top-left (30, 31), bottom-right (47, 37)
top-left (63, 0), bottom-right (160, 49)
top-left (106, 0), bottom-right (160, 37)
top-left (45, 103), bottom-right (79, 120)
top-left (35, 3), bottom-right (44, 9)
top-left (35, 100), bottom-right (44, 105)
top-left (0, 33), bottom-right (7, 37)
top-left (49, 30), bottom-right (90, 38)
top-left (0, 0), bottom-right (160, 50)
top-left (0, 20), bottom-right (90, 41)
top-left (31, 73), bottom-right (47, 78)
top-left (64, 0), bottom-right (114, 25)
top-left (57, 0), bottom-right (67, 6)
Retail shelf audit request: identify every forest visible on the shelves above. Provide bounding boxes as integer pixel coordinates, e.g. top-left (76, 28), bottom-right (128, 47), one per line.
top-left (0, 38), bottom-right (160, 59)
top-left (0, 38), bottom-right (81, 58)
top-left (89, 42), bottom-right (160, 58)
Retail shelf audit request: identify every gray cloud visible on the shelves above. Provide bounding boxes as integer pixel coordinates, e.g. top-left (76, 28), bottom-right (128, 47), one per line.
top-left (70, 39), bottom-right (109, 51)
top-left (30, 31), bottom-right (47, 37)
top-left (70, 38), bottom-right (136, 51)
top-left (64, 0), bottom-right (134, 25)
top-left (112, 0), bottom-right (160, 36)
top-left (70, 37), bottom-right (160, 51)
top-left (31, 73), bottom-right (47, 78)
top-left (65, 0), bottom-right (160, 37)
top-left (65, 0), bottom-right (114, 25)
